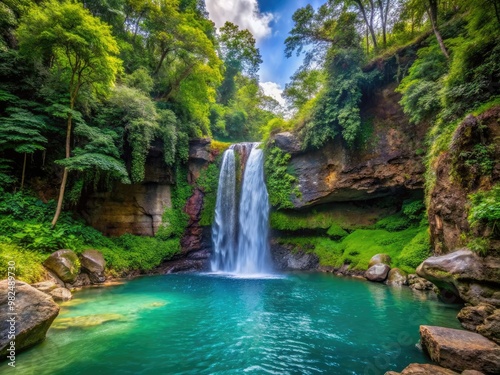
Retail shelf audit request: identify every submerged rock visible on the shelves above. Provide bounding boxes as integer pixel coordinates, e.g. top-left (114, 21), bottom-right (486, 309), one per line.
top-left (0, 280), bottom-right (59, 356)
top-left (80, 249), bottom-right (106, 283)
top-left (420, 325), bottom-right (500, 374)
top-left (43, 249), bottom-right (80, 283)
top-left (369, 253), bottom-right (392, 268)
top-left (52, 313), bottom-right (125, 330)
top-left (386, 268), bottom-right (408, 286)
top-left (365, 263), bottom-right (391, 282)
top-left (416, 249), bottom-right (500, 306)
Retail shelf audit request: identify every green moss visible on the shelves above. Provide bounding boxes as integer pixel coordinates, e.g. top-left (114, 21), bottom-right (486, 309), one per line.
top-left (197, 162), bottom-right (220, 226)
top-left (326, 223), bottom-right (348, 239)
top-left (210, 140), bottom-right (231, 155)
top-left (264, 145), bottom-right (299, 209)
top-left (270, 210), bottom-right (338, 231)
top-left (397, 227), bottom-right (431, 273)
top-left (278, 225), bottom-right (423, 271)
top-left (157, 166), bottom-right (193, 239)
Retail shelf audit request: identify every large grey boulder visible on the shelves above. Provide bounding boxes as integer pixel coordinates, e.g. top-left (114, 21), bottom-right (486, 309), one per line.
top-left (416, 249), bottom-right (500, 306)
top-left (80, 249), bottom-right (106, 283)
top-left (420, 325), bottom-right (500, 374)
top-left (369, 253), bottom-right (392, 268)
top-left (385, 268), bottom-right (408, 286)
top-left (365, 263), bottom-right (391, 282)
top-left (0, 280), bottom-right (60, 357)
top-left (43, 249), bottom-right (80, 283)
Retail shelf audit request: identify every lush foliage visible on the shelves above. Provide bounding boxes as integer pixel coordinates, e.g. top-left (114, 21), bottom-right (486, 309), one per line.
top-left (197, 162), bottom-right (221, 226)
top-left (468, 185), bottom-right (500, 233)
top-left (0, 192), bottom-right (179, 273)
top-left (264, 146), bottom-right (299, 209)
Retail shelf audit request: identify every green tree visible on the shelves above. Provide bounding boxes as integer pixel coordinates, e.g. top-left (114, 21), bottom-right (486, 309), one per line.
top-left (17, 0), bottom-right (122, 227)
top-left (217, 22), bottom-right (262, 104)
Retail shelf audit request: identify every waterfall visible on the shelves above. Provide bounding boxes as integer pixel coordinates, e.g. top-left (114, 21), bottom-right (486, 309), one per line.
top-left (211, 143), bottom-right (272, 275)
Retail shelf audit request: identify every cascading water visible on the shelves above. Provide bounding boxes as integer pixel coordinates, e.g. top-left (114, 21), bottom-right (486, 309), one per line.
top-left (211, 143), bottom-right (272, 275)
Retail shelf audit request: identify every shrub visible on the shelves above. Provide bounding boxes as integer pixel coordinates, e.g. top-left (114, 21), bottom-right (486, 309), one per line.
top-left (0, 243), bottom-right (46, 283)
top-left (468, 185), bottom-right (500, 234)
top-left (264, 145), bottom-right (299, 209)
top-left (397, 228), bottom-right (431, 273)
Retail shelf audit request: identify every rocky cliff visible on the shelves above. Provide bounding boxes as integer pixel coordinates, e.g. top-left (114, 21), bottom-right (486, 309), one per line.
top-left (273, 83), bottom-right (427, 208)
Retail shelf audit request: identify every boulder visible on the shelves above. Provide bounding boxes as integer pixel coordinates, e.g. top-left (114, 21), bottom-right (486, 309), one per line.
top-left (416, 249), bottom-right (500, 306)
top-left (31, 281), bottom-right (58, 294)
top-left (80, 249), bottom-right (106, 283)
top-left (420, 325), bottom-right (500, 374)
top-left (49, 287), bottom-right (72, 301)
top-left (385, 363), bottom-right (459, 374)
top-left (43, 249), bottom-right (80, 283)
top-left (369, 253), bottom-right (392, 268)
top-left (270, 241), bottom-right (319, 271)
top-left (458, 304), bottom-right (496, 332)
top-left (0, 280), bottom-right (60, 356)
top-left (385, 268), bottom-right (408, 286)
top-left (365, 263), bottom-right (391, 282)
top-left (71, 272), bottom-right (91, 288)
top-left (272, 132), bottom-right (302, 154)
top-left (477, 310), bottom-right (500, 345)
top-left (408, 274), bottom-right (434, 291)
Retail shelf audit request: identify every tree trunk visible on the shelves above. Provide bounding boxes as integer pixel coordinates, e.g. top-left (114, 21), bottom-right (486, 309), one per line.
top-left (51, 111), bottom-right (73, 228)
top-left (426, 2), bottom-right (449, 59)
top-left (355, 0), bottom-right (378, 49)
top-left (20, 152), bottom-right (27, 190)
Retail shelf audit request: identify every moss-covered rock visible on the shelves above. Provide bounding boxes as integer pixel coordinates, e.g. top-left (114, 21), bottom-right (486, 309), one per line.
top-left (368, 253), bottom-right (392, 268)
top-left (365, 263), bottom-right (391, 282)
top-left (385, 268), bottom-right (408, 286)
top-left (43, 249), bottom-right (80, 283)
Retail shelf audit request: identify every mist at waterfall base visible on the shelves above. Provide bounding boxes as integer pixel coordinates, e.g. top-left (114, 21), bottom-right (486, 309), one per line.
top-left (5, 274), bottom-right (462, 375)
top-left (211, 143), bottom-right (272, 276)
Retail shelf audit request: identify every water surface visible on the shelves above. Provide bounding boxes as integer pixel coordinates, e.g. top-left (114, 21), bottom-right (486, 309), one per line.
top-left (6, 273), bottom-right (461, 375)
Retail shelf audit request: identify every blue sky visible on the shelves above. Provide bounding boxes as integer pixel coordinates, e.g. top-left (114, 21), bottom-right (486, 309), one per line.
top-left (205, 0), bottom-right (322, 105)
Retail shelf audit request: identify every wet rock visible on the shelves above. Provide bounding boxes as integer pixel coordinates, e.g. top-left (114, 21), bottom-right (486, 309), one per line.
top-left (369, 253), bottom-right (392, 268)
top-left (365, 263), bottom-right (391, 282)
top-left (385, 268), bottom-right (408, 286)
top-left (270, 241), bottom-right (319, 271)
top-left (385, 363), bottom-right (459, 374)
top-left (43, 249), bottom-right (80, 283)
top-left (458, 304), bottom-right (496, 332)
top-left (477, 310), bottom-right (500, 345)
top-left (0, 280), bottom-right (59, 356)
top-left (416, 249), bottom-right (500, 306)
top-left (181, 188), bottom-right (205, 254)
top-left (420, 325), bottom-right (500, 374)
top-left (408, 274), bottom-right (434, 291)
top-left (461, 371), bottom-right (486, 375)
top-left (80, 249), bottom-right (106, 283)
top-left (52, 313), bottom-right (125, 330)
top-left (71, 272), bottom-right (91, 288)
top-left (49, 287), bottom-right (72, 301)
top-left (31, 281), bottom-right (58, 294)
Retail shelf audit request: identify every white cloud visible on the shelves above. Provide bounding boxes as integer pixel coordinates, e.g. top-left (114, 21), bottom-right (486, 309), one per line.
top-left (205, 0), bottom-right (274, 41)
top-left (260, 81), bottom-right (285, 107)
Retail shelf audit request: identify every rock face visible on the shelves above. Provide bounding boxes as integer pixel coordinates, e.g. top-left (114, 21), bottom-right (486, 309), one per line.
top-left (273, 83), bottom-right (427, 208)
top-left (416, 249), bottom-right (500, 306)
top-left (458, 304), bottom-right (500, 345)
top-left (420, 325), bottom-right (500, 374)
top-left (365, 263), bottom-right (391, 282)
top-left (270, 241), bottom-right (319, 271)
top-left (43, 249), bottom-right (80, 283)
top-left (385, 268), bottom-right (408, 286)
top-left (82, 140), bottom-right (173, 236)
top-left (369, 253), bottom-right (392, 268)
top-left (0, 280), bottom-right (60, 356)
top-left (428, 107), bottom-right (500, 254)
top-left (80, 250), bottom-right (106, 283)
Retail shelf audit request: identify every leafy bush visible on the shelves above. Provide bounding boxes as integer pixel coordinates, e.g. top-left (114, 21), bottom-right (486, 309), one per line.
top-left (375, 214), bottom-right (412, 232)
top-left (468, 185), bottom-right (500, 233)
top-left (264, 145), bottom-right (299, 209)
top-left (402, 200), bottom-right (426, 221)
